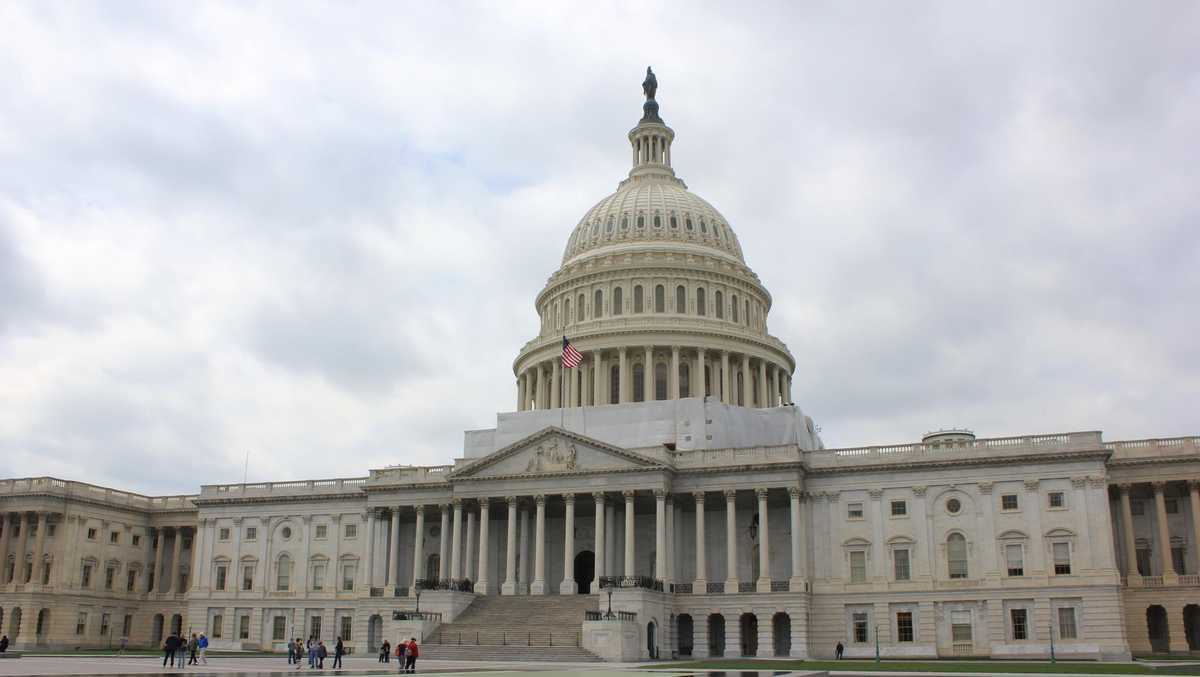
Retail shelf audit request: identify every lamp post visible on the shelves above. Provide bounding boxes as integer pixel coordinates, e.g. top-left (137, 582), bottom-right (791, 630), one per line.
top-left (414, 581), bottom-right (423, 614)
top-left (874, 623), bottom-right (880, 663)
top-left (1049, 621), bottom-right (1056, 663)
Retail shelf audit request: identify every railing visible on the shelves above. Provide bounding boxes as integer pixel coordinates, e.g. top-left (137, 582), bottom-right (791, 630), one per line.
top-left (674, 583), bottom-right (693, 594)
top-left (202, 477), bottom-right (368, 497)
top-left (1142, 576), bottom-right (1165, 587)
top-left (0, 477), bottom-right (198, 511)
top-left (428, 629), bottom-right (581, 647)
top-left (808, 431), bottom-right (1103, 466)
top-left (1179, 575), bottom-right (1200, 586)
top-left (394, 586), bottom-right (410, 597)
top-left (770, 580), bottom-right (790, 592)
top-left (367, 465), bottom-right (455, 484)
top-left (738, 581), bottom-right (756, 593)
top-left (706, 582), bottom-right (725, 594)
top-left (598, 575), bottom-right (663, 591)
top-left (1106, 436), bottom-right (1200, 460)
top-left (370, 587), bottom-right (384, 597)
top-left (585, 610), bottom-right (637, 621)
top-left (390, 610), bottom-right (441, 622)
top-left (415, 578), bottom-right (473, 592)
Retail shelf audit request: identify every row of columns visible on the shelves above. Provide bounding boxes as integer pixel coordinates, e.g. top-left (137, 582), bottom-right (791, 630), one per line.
top-left (0, 511), bottom-right (50, 584)
top-left (517, 346), bottom-right (793, 411)
top-left (1115, 480), bottom-right (1200, 581)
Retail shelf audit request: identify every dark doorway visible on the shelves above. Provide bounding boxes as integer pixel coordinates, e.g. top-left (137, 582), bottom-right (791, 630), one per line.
top-left (1147, 605), bottom-right (1170, 654)
top-left (773, 612), bottom-right (791, 656)
top-left (152, 614), bottom-right (164, 644)
top-left (171, 613), bottom-right (183, 636)
top-left (677, 614), bottom-right (694, 656)
top-left (708, 613), bottom-right (725, 657)
top-left (740, 612), bottom-right (758, 656)
top-left (647, 620), bottom-right (658, 659)
top-left (1184, 604), bottom-right (1200, 651)
top-left (574, 551), bottom-right (595, 594)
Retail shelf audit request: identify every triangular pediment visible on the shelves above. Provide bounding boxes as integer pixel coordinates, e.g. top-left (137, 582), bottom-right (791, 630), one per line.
top-left (451, 427), bottom-right (664, 479)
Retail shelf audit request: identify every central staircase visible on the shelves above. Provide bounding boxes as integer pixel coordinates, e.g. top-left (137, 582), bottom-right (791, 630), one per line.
top-left (422, 595), bottom-right (602, 662)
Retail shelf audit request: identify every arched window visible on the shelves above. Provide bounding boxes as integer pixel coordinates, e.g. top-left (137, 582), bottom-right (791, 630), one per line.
top-left (636, 214), bottom-right (645, 228)
top-left (277, 555), bottom-right (291, 591)
top-left (633, 364), bottom-right (645, 403)
top-left (704, 365), bottom-right (713, 397)
top-left (653, 214), bottom-right (661, 228)
top-left (655, 363), bottom-right (668, 400)
top-left (680, 363), bottom-right (691, 398)
top-left (634, 286), bottom-right (644, 313)
top-left (676, 285), bottom-right (686, 313)
top-left (670, 215), bottom-right (678, 229)
top-left (697, 288), bottom-right (706, 316)
top-left (594, 290), bottom-right (603, 318)
top-left (621, 215), bottom-right (628, 230)
top-left (613, 287), bottom-right (623, 315)
top-left (654, 285), bottom-right (665, 313)
top-left (948, 533), bottom-right (968, 579)
top-left (563, 298), bottom-right (571, 325)
top-left (731, 295), bottom-right (739, 323)
top-left (737, 371), bottom-right (744, 406)
top-left (700, 219), bottom-right (708, 233)
top-left (610, 365), bottom-right (620, 405)
top-left (577, 294), bottom-right (585, 322)
top-left (686, 217), bottom-right (694, 231)
top-left (745, 300), bottom-right (750, 326)
top-left (606, 216), bottom-right (614, 233)
top-left (715, 291), bottom-right (724, 318)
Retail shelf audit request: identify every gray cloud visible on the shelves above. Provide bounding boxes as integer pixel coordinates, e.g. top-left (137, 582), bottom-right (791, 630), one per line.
top-left (0, 1), bottom-right (1196, 493)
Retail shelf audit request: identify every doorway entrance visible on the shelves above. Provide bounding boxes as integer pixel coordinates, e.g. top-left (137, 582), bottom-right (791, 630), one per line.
top-left (574, 551), bottom-right (595, 594)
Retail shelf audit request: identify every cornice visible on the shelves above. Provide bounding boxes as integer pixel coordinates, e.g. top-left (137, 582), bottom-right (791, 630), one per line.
top-left (193, 492), bottom-right (366, 507)
top-left (804, 448), bottom-right (1111, 476)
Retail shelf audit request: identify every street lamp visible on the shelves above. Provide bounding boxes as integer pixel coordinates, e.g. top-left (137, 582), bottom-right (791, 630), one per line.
top-left (874, 623), bottom-right (880, 663)
top-left (414, 581), bottom-right (423, 614)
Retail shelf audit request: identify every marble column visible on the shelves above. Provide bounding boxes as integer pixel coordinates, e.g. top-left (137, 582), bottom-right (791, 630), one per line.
top-left (502, 497), bottom-right (518, 595)
top-left (0, 514), bottom-right (11, 583)
top-left (741, 353), bottom-right (752, 407)
top-left (756, 489), bottom-right (771, 591)
top-left (694, 492), bottom-right (707, 591)
top-left (363, 512), bottom-right (376, 589)
top-left (643, 346), bottom-right (654, 401)
top-left (12, 513), bottom-right (28, 585)
top-left (624, 490), bottom-right (636, 576)
top-left (438, 504), bottom-right (450, 580)
top-left (784, 372), bottom-right (793, 404)
top-left (388, 508), bottom-right (401, 587)
top-left (170, 527), bottom-right (183, 593)
top-left (517, 373), bottom-right (526, 411)
top-left (465, 505), bottom-right (477, 582)
top-left (789, 487), bottom-right (805, 589)
top-left (605, 503), bottom-right (616, 575)
top-left (592, 493), bottom-right (606, 592)
top-left (1153, 482), bottom-right (1175, 579)
top-left (551, 360), bottom-right (561, 409)
top-left (411, 506), bottom-right (425, 590)
top-left (1190, 481), bottom-right (1200, 576)
top-left (770, 364), bottom-right (779, 407)
top-left (560, 494), bottom-right (576, 594)
top-left (531, 495), bottom-right (547, 594)
top-left (30, 511), bottom-right (47, 584)
top-left (758, 360), bottom-right (768, 407)
top-left (725, 490), bottom-right (738, 592)
top-left (450, 499), bottom-right (464, 580)
top-left (593, 351), bottom-right (604, 406)
top-left (475, 500), bottom-right (490, 594)
top-left (720, 351), bottom-right (730, 404)
top-left (619, 348), bottom-right (629, 403)
top-left (518, 507), bottom-right (530, 593)
top-left (1118, 484), bottom-right (1139, 577)
top-left (665, 495), bottom-right (675, 585)
top-left (152, 526), bottom-right (166, 592)
top-left (696, 348), bottom-right (706, 398)
top-left (534, 366), bottom-right (543, 410)
top-left (654, 490), bottom-right (667, 581)
top-left (670, 346), bottom-right (681, 399)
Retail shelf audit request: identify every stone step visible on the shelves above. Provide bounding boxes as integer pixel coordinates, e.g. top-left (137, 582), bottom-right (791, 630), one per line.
top-left (417, 644), bottom-right (602, 662)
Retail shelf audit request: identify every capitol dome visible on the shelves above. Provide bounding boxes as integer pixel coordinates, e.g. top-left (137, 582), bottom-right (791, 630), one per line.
top-left (513, 68), bottom-right (796, 413)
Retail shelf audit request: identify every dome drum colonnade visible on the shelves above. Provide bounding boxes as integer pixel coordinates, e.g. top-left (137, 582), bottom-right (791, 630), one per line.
top-left (514, 72), bottom-right (795, 412)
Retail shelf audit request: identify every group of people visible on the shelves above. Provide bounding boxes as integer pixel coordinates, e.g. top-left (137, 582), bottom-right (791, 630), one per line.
top-left (160, 632), bottom-right (208, 667)
top-left (378, 637), bottom-right (420, 672)
top-left (287, 636), bottom-right (346, 669)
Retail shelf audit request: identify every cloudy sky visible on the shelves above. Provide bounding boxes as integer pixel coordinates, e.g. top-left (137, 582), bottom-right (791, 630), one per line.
top-left (1, 2), bottom-right (1197, 496)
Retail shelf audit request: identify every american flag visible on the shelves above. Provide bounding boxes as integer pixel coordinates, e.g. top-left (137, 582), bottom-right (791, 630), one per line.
top-left (561, 336), bottom-right (583, 368)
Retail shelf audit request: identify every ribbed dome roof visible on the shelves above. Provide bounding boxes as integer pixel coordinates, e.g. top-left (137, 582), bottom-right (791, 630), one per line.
top-left (561, 177), bottom-right (745, 264)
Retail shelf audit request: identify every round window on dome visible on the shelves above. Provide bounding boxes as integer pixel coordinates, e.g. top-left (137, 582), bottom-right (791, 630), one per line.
top-left (946, 498), bottom-right (962, 515)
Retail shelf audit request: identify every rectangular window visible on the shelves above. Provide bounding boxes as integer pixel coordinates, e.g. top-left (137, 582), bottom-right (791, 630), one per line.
top-left (852, 612), bottom-right (869, 643)
top-left (76, 612), bottom-right (87, 635)
top-left (1057, 607), bottom-right (1077, 639)
top-left (273, 616), bottom-right (287, 641)
top-left (122, 614), bottom-right (133, 637)
top-left (849, 551), bottom-right (867, 583)
top-left (216, 565), bottom-right (227, 591)
top-left (100, 612), bottom-right (110, 637)
top-left (340, 615), bottom-right (353, 640)
top-left (132, 534), bottom-right (141, 547)
top-left (126, 569), bottom-right (137, 591)
top-left (1011, 608), bottom-right (1028, 640)
top-left (212, 615), bottom-right (223, 638)
top-left (951, 610), bottom-right (972, 642)
top-left (345, 524), bottom-right (357, 538)
top-left (896, 611), bottom-right (914, 642)
top-left (1053, 542), bottom-right (1071, 575)
top-left (310, 615), bottom-right (322, 640)
top-left (1165, 499), bottom-right (1179, 514)
top-left (219, 527), bottom-right (230, 541)
top-left (278, 560), bottom-right (290, 591)
top-left (312, 565), bottom-right (325, 591)
top-left (890, 500), bottom-right (907, 517)
top-left (81, 563), bottom-right (93, 588)
top-left (47, 524), bottom-right (55, 537)
top-left (245, 527), bottom-right (257, 541)
top-left (1006, 544), bottom-right (1024, 576)
top-left (315, 525), bottom-right (328, 539)
top-left (110, 531), bottom-right (120, 544)
top-left (1048, 492), bottom-right (1065, 509)
top-left (343, 564), bottom-right (355, 591)
top-left (1131, 501), bottom-right (1144, 515)
top-left (1136, 548), bottom-right (1153, 576)
top-left (87, 527), bottom-right (98, 540)
top-left (1172, 547), bottom-right (1186, 575)
top-left (1001, 494), bottom-right (1019, 511)
top-left (893, 549), bottom-right (910, 581)
top-left (239, 615), bottom-right (250, 639)
top-left (847, 503), bottom-right (864, 520)
top-left (243, 565), bottom-right (254, 591)
top-left (105, 567), bottom-right (116, 590)
top-left (41, 561), bottom-right (50, 584)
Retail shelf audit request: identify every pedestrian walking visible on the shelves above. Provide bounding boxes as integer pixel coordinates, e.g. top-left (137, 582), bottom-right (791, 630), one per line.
top-left (405, 637), bottom-right (418, 673)
top-left (162, 632), bottom-right (179, 667)
top-left (333, 637), bottom-right (344, 669)
top-left (308, 637), bottom-right (317, 668)
top-left (396, 639), bottom-right (407, 671)
top-left (0, 635), bottom-right (8, 653)
top-left (317, 640), bottom-right (327, 668)
top-left (188, 633), bottom-right (199, 665)
top-left (380, 639), bottom-right (390, 663)
top-left (119, 636), bottom-right (127, 655)
top-left (835, 640), bottom-right (844, 659)
top-left (198, 634), bottom-right (208, 664)
top-left (293, 639), bottom-right (304, 670)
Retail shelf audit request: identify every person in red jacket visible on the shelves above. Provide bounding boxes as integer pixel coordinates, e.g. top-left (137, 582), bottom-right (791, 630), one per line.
top-left (404, 637), bottom-right (418, 673)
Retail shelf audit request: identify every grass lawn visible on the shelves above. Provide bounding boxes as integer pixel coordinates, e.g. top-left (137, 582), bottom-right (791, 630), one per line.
top-left (657, 659), bottom-right (1200, 675)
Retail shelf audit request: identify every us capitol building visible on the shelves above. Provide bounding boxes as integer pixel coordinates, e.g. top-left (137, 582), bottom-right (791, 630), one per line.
top-left (1, 71), bottom-right (1198, 661)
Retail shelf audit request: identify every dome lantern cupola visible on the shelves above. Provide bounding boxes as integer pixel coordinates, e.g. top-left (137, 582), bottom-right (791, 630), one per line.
top-left (628, 67), bottom-right (680, 184)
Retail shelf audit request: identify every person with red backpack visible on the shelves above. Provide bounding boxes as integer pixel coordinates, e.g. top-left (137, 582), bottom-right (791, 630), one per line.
top-left (395, 638), bottom-right (407, 671)
top-left (405, 637), bottom-right (418, 673)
